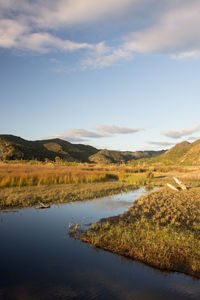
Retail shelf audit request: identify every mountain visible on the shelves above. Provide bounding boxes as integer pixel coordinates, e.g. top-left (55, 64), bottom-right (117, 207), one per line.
top-left (137, 140), bottom-right (200, 166)
top-left (0, 135), bottom-right (98, 162)
top-left (89, 149), bottom-right (165, 164)
top-left (0, 134), bottom-right (165, 163)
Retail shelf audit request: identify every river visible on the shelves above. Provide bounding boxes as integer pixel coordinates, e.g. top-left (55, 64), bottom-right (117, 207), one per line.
top-left (0, 188), bottom-right (200, 299)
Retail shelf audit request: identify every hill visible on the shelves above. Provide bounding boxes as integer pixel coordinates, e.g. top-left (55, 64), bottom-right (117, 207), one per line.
top-left (0, 134), bottom-right (165, 163)
top-left (0, 135), bottom-right (98, 162)
top-left (89, 149), bottom-right (165, 164)
top-left (136, 140), bottom-right (200, 166)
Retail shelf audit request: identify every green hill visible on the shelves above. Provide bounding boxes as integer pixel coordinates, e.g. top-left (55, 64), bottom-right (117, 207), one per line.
top-left (89, 149), bottom-right (165, 164)
top-left (0, 135), bottom-right (98, 162)
top-left (0, 134), bottom-right (165, 163)
top-left (4, 134), bottom-right (199, 165)
top-left (136, 140), bottom-right (200, 166)
top-left (89, 149), bottom-right (125, 164)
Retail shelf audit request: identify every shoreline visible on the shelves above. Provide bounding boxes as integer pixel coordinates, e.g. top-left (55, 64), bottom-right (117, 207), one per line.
top-left (81, 235), bottom-right (200, 279)
top-left (0, 181), bottom-right (138, 210)
top-left (77, 187), bottom-right (200, 279)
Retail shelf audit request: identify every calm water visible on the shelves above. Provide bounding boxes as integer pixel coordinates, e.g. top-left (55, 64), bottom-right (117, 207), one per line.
top-left (0, 188), bottom-right (200, 300)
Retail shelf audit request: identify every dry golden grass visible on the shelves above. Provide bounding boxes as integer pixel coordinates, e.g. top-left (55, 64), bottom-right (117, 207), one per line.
top-left (0, 182), bottom-right (135, 209)
top-left (1, 162), bottom-right (200, 210)
top-left (0, 163), bottom-right (119, 187)
top-left (79, 187), bottom-right (200, 278)
top-left (0, 162), bottom-right (158, 189)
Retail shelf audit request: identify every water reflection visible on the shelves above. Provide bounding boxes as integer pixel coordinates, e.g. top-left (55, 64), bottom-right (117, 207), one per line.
top-left (0, 188), bottom-right (199, 299)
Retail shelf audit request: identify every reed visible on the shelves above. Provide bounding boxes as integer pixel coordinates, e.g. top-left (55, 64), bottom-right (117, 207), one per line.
top-left (0, 163), bottom-right (118, 188)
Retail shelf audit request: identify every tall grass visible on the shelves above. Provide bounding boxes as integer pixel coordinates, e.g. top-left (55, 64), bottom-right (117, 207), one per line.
top-left (117, 171), bottom-right (153, 186)
top-left (0, 163), bottom-right (118, 188)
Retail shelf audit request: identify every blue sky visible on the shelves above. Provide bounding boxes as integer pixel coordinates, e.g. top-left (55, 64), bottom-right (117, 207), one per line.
top-left (1, 0), bottom-right (200, 151)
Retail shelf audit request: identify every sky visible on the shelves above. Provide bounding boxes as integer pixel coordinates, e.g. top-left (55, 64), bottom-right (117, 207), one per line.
top-left (1, 0), bottom-right (200, 151)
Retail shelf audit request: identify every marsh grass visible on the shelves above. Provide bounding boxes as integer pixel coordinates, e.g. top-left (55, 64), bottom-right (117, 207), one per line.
top-left (0, 162), bottom-right (156, 189)
top-left (1, 162), bottom-right (200, 209)
top-left (0, 163), bottom-right (119, 188)
top-left (0, 181), bottom-right (136, 209)
top-left (80, 187), bottom-right (200, 277)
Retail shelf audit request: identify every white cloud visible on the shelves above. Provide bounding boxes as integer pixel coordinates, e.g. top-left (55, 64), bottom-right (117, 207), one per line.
top-left (48, 124), bottom-right (144, 143)
top-left (0, 18), bottom-right (103, 53)
top-left (82, 48), bottom-right (133, 69)
top-left (124, 0), bottom-right (200, 54)
top-left (147, 141), bottom-right (175, 147)
top-left (0, 19), bottom-right (28, 48)
top-left (83, 0), bottom-right (200, 67)
top-left (49, 128), bottom-right (105, 142)
top-left (19, 33), bottom-right (95, 53)
top-left (0, 0), bottom-right (142, 56)
top-left (96, 124), bottom-right (144, 135)
top-left (0, 0), bottom-right (141, 29)
top-left (172, 50), bottom-right (200, 60)
top-left (34, 0), bottom-right (140, 28)
top-left (162, 122), bottom-right (200, 139)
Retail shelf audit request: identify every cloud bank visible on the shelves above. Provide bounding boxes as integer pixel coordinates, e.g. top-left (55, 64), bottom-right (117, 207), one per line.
top-left (0, 0), bottom-right (140, 55)
top-left (162, 122), bottom-right (200, 139)
top-left (1, 0), bottom-right (200, 67)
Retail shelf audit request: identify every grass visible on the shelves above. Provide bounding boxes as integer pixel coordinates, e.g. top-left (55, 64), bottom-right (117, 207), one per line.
top-left (0, 162), bottom-right (159, 190)
top-left (1, 161), bottom-right (200, 210)
top-left (0, 181), bottom-right (138, 209)
top-left (77, 187), bottom-right (200, 278)
top-left (0, 162), bottom-right (156, 208)
top-left (0, 163), bottom-right (119, 188)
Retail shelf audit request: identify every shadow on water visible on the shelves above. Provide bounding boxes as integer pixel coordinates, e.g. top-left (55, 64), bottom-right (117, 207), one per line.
top-left (0, 187), bottom-right (200, 299)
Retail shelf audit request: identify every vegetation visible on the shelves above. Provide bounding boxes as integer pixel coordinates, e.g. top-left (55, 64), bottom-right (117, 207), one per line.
top-left (1, 159), bottom-right (200, 208)
top-left (0, 163), bottom-right (118, 188)
top-left (89, 149), bottom-right (165, 164)
top-left (0, 134), bottom-right (98, 162)
top-left (1, 135), bottom-right (200, 278)
top-left (134, 139), bottom-right (200, 166)
top-left (0, 162), bottom-right (157, 208)
top-left (0, 134), bottom-right (164, 163)
top-left (0, 182), bottom-right (136, 209)
top-left (78, 187), bottom-right (200, 278)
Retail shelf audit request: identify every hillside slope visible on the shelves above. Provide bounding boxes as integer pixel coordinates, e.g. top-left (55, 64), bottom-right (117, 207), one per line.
top-left (136, 140), bottom-right (200, 166)
top-left (0, 134), bottom-right (165, 163)
top-left (0, 135), bottom-right (98, 162)
top-left (89, 149), bottom-right (165, 164)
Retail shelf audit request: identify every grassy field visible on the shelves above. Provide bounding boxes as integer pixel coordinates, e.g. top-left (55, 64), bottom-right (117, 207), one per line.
top-left (78, 186), bottom-right (200, 278)
top-left (1, 162), bottom-right (200, 209)
top-left (0, 163), bottom-right (119, 187)
top-left (0, 162), bottom-right (152, 208)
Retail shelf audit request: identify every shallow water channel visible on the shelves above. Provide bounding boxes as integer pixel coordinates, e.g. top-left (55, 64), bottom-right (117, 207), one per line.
top-left (0, 187), bottom-right (200, 299)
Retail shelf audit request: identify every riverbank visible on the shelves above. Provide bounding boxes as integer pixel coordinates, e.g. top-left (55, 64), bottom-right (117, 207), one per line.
top-left (0, 181), bottom-right (137, 209)
top-left (1, 162), bottom-right (200, 210)
top-left (79, 187), bottom-right (200, 278)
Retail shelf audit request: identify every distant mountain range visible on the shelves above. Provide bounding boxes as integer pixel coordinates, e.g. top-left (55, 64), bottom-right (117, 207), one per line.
top-left (89, 149), bottom-right (165, 164)
top-left (0, 134), bottom-right (165, 163)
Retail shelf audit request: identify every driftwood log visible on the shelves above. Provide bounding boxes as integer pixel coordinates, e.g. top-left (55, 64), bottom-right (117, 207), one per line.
top-left (173, 177), bottom-right (187, 190)
top-left (36, 202), bottom-right (51, 209)
top-left (167, 183), bottom-right (179, 192)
